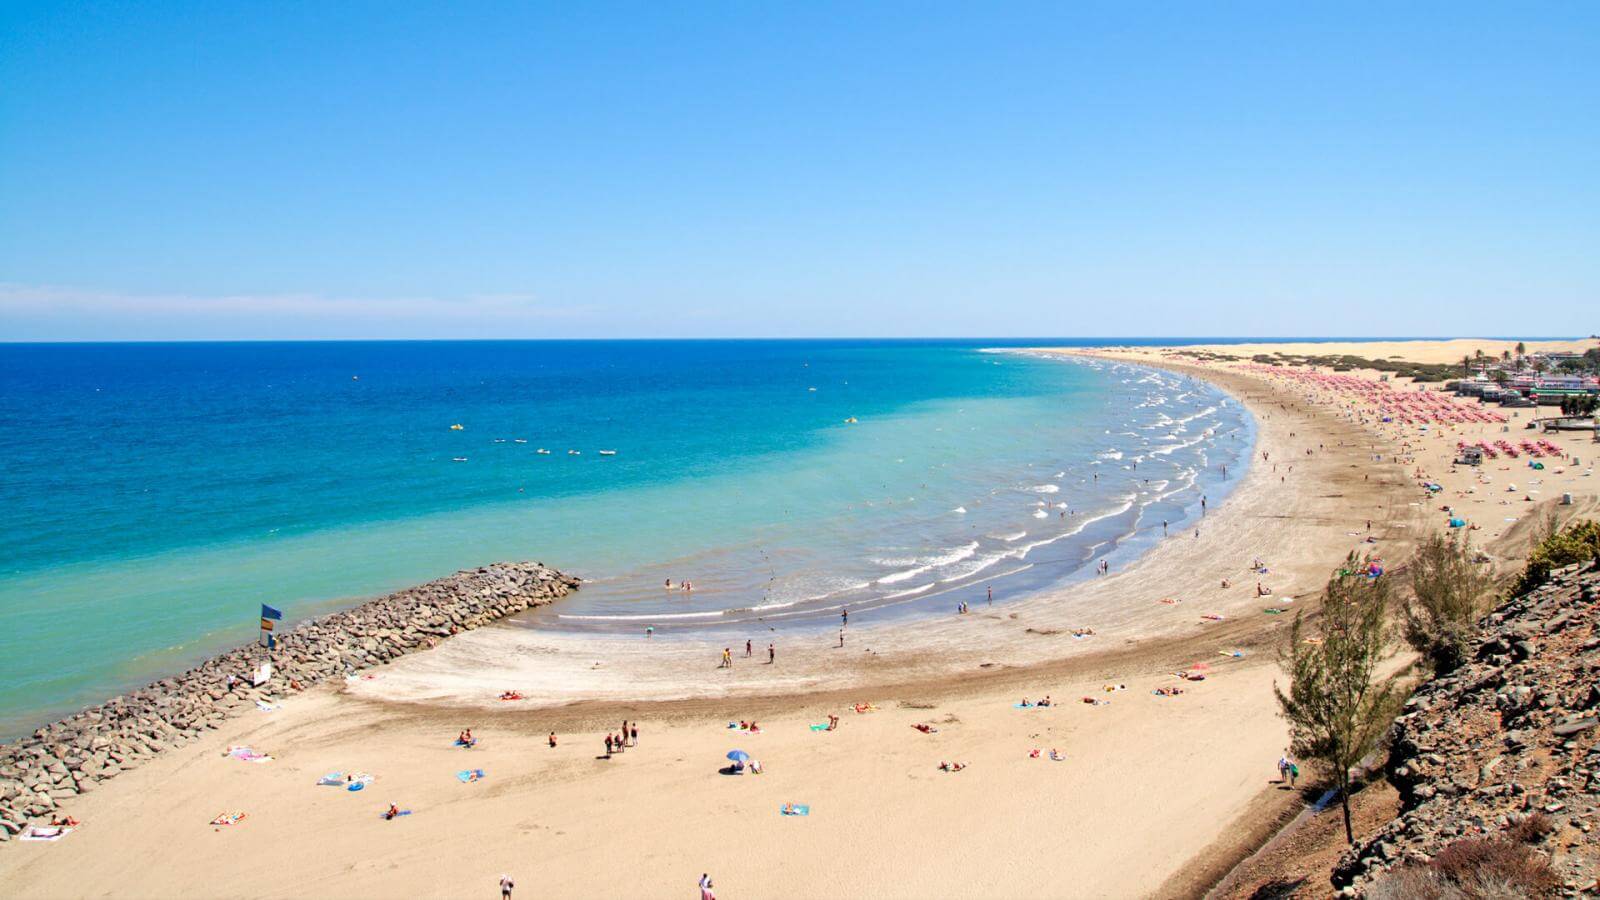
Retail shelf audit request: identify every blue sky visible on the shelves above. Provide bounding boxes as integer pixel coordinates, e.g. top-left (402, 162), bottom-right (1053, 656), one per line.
top-left (1, 2), bottom-right (1596, 340)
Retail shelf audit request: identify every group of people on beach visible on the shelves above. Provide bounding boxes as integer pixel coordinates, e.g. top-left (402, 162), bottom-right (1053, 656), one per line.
top-left (604, 721), bottom-right (639, 757)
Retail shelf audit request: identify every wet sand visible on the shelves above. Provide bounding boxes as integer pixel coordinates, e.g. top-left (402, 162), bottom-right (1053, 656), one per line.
top-left (9, 343), bottom-right (1577, 899)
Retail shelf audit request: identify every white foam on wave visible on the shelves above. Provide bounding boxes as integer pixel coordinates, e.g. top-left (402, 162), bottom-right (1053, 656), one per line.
top-left (876, 541), bottom-right (980, 584)
top-left (1031, 484), bottom-right (1060, 493)
top-left (991, 530), bottom-right (1028, 542)
top-left (1099, 449), bottom-right (1124, 460)
top-left (1032, 509), bottom-right (1048, 519)
top-left (952, 506), bottom-right (967, 514)
top-left (882, 582), bottom-right (936, 600)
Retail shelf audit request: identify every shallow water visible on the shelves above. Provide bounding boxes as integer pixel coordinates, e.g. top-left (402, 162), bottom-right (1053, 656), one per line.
top-left (0, 339), bottom-right (1249, 736)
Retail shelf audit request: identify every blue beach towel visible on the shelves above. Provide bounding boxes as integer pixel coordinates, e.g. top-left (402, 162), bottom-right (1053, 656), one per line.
top-left (378, 810), bottom-right (412, 819)
top-left (809, 724), bottom-right (829, 732)
top-left (781, 804), bottom-right (810, 816)
top-left (1013, 703), bottom-right (1037, 709)
top-left (456, 769), bottom-right (486, 783)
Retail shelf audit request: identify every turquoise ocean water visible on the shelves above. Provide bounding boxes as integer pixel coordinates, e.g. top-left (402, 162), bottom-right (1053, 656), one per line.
top-left (0, 340), bottom-right (1251, 737)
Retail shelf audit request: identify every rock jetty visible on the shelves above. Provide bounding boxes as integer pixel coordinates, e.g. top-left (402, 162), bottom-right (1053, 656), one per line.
top-left (1335, 560), bottom-right (1600, 895)
top-left (0, 561), bottom-right (577, 841)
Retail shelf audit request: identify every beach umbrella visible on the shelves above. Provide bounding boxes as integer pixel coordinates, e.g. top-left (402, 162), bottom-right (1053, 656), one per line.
top-left (726, 750), bottom-right (749, 762)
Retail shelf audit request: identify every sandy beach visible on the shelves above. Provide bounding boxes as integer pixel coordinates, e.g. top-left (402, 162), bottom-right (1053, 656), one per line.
top-left (4, 341), bottom-right (1597, 899)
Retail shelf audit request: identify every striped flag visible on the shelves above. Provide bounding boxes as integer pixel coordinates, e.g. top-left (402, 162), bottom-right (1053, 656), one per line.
top-left (260, 604), bottom-right (283, 647)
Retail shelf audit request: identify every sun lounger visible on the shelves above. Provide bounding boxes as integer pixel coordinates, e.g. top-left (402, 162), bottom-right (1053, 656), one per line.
top-left (20, 826), bottom-right (72, 841)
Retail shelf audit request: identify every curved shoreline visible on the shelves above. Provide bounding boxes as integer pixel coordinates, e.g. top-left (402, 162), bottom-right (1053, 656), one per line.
top-left (0, 346), bottom-right (1434, 899)
top-left (344, 354), bottom-right (1374, 712)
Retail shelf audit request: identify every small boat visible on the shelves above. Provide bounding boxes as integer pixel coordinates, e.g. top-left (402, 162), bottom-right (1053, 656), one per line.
top-left (598, 450), bottom-right (617, 456)
top-left (452, 457), bottom-right (468, 462)
top-left (492, 438), bottom-right (506, 443)
top-left (449, 424), bottom-right (464, 431)
top-left (568, 450), bottom-right (581, 456)
top-left (843, 416), bottom-right (858, 424)
top-left (536, 448), bottom-right (551, 455)
top-left (513, 439), bottom-right (527, 444)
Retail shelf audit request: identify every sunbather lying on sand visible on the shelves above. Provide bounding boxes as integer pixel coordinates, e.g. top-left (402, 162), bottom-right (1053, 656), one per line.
top-left (912, 723), bottom-right (938, 733)
top-left (938, 761), bottom-right (968, 772)
top-left (1049, 749), bottom-right (1065, 761)
top-left (498, 691), bottom-right (523, 701)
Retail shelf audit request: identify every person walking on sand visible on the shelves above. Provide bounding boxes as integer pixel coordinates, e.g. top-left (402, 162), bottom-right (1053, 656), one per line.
top-left (745, 639), bottom-right (752, 658)
top-left (987, 585), bottom-right (993, 605)
top-left (838, 629), bottom-right (845, 648)
top-left (548, 731), bottom-right (557, 749)
top-left (841, 608), bottom-right (848, 626)
top-left (721, 648), bottom-right (732, 668)
top-left (630, 723), bottom-right (638, 746)
top-left (604, 734), bottom-right (613, 758)
top-left (700, 874), bottom-right (715, 900)
top-left (500, 874), bottom-right (514, 899)
top-left (768, 642), bottom-right (775, 664)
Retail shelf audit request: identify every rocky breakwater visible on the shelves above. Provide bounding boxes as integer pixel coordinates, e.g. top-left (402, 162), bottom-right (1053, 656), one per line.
top-left (0, 561), bottom-right (578, 841)
top-left (1334, 561), bottom-right (1600, 896)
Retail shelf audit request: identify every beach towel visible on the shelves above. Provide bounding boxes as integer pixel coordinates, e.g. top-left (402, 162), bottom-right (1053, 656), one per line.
top-left (346, 773), bottom-right (373, 791)
top-left (456, 769), bottom-right (486, 783)
top-left (347, 781), bottom-right (367, 791)
top-left (808, 724), bottom-right (830, 731)
top-left (209, 813), bottom-right (246, 827)
top-left (226, 746), bottom-right (272, 763)
top-left (317, 773), bottom-right (344, 786)
top-left (20, 826), bottom-right (72, 841)
top-left (453, 739), bottom-right (477, 749)
top-left (379, 810), bottom-right (413, 819)
top-left (255, 700), bottom-right (277, 712)
top-left (780, 804), bottom-right (810, 817)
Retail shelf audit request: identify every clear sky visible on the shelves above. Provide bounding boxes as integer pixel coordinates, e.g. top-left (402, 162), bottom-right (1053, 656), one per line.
top-left (2, 2), bottom-right (1596, 340)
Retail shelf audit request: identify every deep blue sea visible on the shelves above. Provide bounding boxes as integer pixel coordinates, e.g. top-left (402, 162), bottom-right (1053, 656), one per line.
top-left (0, 339), bottom-right (1254, 737)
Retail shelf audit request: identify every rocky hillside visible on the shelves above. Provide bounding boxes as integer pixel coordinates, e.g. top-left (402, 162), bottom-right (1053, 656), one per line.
top-left (1335, 561), bottom-right (1600, 896)
top-left (0, 561), bottom-right (577, 841)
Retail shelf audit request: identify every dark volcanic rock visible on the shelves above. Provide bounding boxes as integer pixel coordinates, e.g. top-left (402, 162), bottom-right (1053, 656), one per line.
top-left (1336, 563), bottom-right (1600, 896)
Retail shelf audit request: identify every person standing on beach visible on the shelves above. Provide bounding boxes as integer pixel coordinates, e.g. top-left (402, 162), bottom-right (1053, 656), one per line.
top-left (604, 734), bottom-right (613, 757)
top-left (838, 629), bottom-right (845, 648)
top-left (745, 639), bottom-right (752, 658)
top-left (699, 874), bottom-right (715, 900)
top-left (630, 723), bottom-right (638, 746)
top-left (987, 585), bottom-right (992, 605)
top-left (841, 608), bottom-right (848, 626)
top-left (500, 874), bottom-right (514, 899)
top-left (721, 648), bottom-right (732, 668)
top-left (1201, 495), bottom-right (1207, 515)
top-left (768, 643), bottom-right (775, 664)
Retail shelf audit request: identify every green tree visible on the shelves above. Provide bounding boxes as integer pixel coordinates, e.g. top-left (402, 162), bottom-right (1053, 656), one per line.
top-left (1276, 554), bottom-right (1397, 844)
top-left (1516, 341), bottom-right (1527, 359)
top-left (1403, 532), bottom-right (1492, 673)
